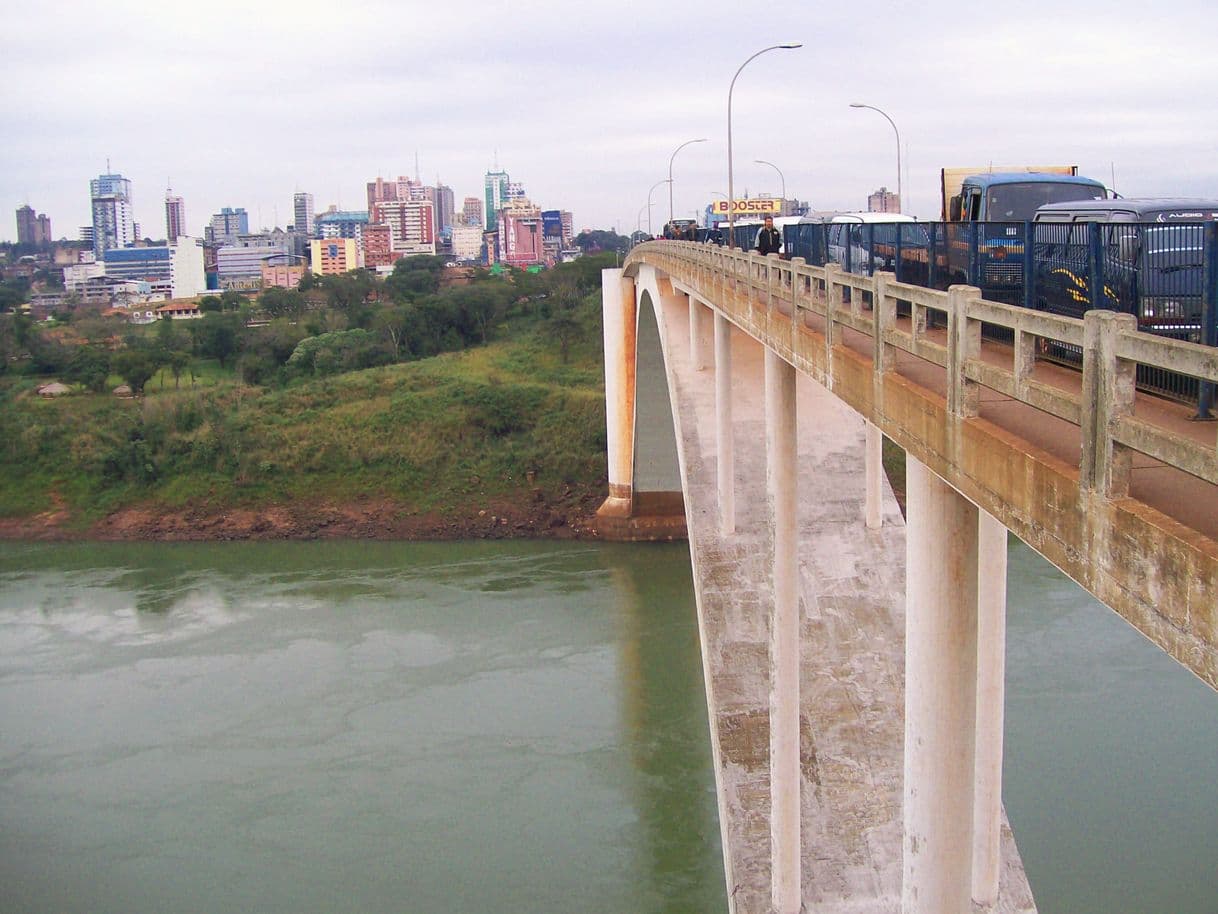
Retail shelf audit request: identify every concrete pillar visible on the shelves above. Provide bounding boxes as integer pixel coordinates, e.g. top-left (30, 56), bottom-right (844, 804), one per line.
top-left (600, 269), bottom-right (637, 508)
top-left (715, 311), bottom-right (735, 535)
top-left (903, 455), bottom-right (979, 914)
top-left (690, 294), bottom-right (707, 371)
top-left (865, 421), bottom-right (882, 529)
top-left (766, 347), bottom-right (800, 914)
top-left (972, 510), bottom-right (1008, 906)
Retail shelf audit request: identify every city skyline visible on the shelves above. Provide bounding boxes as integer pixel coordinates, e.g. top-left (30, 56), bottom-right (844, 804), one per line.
top-left (3, 0), bottom-right (1217, 242)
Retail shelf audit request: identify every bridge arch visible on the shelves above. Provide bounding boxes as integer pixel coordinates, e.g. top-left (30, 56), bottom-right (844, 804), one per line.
top-left (596, 266), bottom-right (688, 541)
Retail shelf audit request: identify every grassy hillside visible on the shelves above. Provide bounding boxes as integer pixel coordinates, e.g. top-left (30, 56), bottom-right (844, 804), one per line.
top-left (0, 325), bottom-right (607, 534)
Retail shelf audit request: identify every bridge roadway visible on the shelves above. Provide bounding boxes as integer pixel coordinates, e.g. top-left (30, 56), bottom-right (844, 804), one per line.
top-left (644, 280), bottom-right (1035, 913)
top-left (601, 242), bottom-right (1218, 914)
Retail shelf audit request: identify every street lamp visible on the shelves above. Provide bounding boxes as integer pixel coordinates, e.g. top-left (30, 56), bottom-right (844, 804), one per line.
top-left (647, 178), bottom-right (671, 237)
top-left (727, 43), bottom-right (801, 247)
top-left (669, 138), bottom-right (709, 225)
top-left (754, 159), bottom-right (786, 214)
top-left (849, 103), bottom-right (902, 213)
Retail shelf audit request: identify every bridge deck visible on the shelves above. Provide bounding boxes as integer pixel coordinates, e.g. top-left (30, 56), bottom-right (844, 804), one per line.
top-left (656, 294), bottom-right (1036, 913)
top-left (813, 305), bottom-right (1218, 544)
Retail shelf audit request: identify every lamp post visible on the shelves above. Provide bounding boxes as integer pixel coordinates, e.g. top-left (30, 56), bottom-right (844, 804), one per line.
top-left (849, 102), bottom-right (902, 213)
top-left (754, 159), bottom-right (786, 214)
top-left (647, 178), bottom-right (671, 237)
top-left (669, 138), bottom-right (709, 226)
top-left (727, 43), bottom-right (801, 247)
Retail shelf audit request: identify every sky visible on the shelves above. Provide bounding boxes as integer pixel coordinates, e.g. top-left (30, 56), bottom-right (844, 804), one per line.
top-left (4, 0), bottom-right (1217, 243)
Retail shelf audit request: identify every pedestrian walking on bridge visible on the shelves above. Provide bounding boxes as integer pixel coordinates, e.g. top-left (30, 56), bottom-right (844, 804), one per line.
top-left (756, 215), bottom-right (781, 256)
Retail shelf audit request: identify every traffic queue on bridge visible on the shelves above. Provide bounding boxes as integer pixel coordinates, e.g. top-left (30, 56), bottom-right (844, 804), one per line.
top-left (656, 166), bottom-right (1218, 383)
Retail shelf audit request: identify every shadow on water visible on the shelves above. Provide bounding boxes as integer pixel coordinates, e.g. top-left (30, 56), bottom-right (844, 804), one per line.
top-left (608, 544), bottom-right (725, 913)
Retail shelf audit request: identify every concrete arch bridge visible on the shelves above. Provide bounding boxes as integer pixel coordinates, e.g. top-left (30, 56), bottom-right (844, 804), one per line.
top-left (596, 240), bottom-right (1218, 914)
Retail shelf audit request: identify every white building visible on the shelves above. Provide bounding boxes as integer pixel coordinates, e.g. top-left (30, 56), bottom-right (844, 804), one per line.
top-left (101, 237), bottom-right (206, 299)
top-left (450, 223), bottom-right (483, 262)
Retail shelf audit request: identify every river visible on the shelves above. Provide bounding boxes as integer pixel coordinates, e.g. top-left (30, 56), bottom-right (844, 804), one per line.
top-left (0, 538), bottom-right (1214, 913)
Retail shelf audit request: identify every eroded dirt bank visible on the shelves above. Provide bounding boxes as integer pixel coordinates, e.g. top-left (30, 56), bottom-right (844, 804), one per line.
top-left (0, 485), bottom-right (606, 543)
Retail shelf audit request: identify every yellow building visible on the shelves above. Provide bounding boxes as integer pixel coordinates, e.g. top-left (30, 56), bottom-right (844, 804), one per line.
top-left (309, 237), bottom-right (360, 276)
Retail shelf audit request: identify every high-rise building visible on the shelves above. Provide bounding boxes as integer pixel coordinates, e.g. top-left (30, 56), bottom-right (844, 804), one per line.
top-left (867, 187), bottom-right (900, 214)
top-left (484, 170), bottom-right (510, 231)
top-left (293, 192), bottom-right (315, 237)
top-left (362, 223), bottom-right (395, 269)
top-left (206, 207), bottom-right (249, 246)
top-left (15, 205), bottom-right (50, 245)
top-left (165, 190), bottom-right (186, 245)
top-left (433, 182), bottom-right (454, 236)
top-left (462, 196), bottom-right (483, 227)
top-left (90, 171), bottom-right (135, 257)
top-left (371, 199), bottom-right (436, 256)
top-left (498, 199), bottom-right (544, 268)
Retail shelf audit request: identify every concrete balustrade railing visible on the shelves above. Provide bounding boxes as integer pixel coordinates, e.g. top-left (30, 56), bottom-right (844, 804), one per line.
top-left (625, 239), bottom-right (1218, 689)
top-left (629, 240), bottom-right (1218, 493)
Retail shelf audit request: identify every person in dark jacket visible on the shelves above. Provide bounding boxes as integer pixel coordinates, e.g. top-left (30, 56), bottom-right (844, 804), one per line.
top-left (756, 215), bottom-right (782, 256)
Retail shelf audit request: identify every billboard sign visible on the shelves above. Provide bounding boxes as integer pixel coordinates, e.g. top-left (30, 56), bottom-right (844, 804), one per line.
top-left (541, 210), bottom-right (563, 238)
top-left (711, 198), bottom-right (782, 216)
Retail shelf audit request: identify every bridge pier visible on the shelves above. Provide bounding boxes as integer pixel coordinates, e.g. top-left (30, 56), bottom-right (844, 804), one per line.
top-left (716, 312), bottom-right (736, 535)
top-left (765, 348), bottom-right (801, 914)
top-left (865, 421), bottom-right (883, 529)
top-left (903, 455), bottom-right (979, 914)
top-left (973, 510), bottom-right (1009, 906)
top-left (690, 294), bottom-right (708, 371)
top-left (903, 458), bottom-right (1011, 914)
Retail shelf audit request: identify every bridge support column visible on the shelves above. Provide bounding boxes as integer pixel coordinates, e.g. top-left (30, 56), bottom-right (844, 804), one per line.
top-left (766, 348), bottom-right (801, 914)
top-left (903, 455), bottom-right (978, 914)
top-left (690, 294), bottom-right (707, 371)
top-left (715, 312), bottom-right (735, 535)
top-left (865, 421), bottom-right (883, 529)
top-left (972, 510), bottom-right (1008, 906)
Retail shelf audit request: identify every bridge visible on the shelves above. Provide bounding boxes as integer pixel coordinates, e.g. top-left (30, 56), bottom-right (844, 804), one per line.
top-left (595, 241), bottom-right (1218, 914)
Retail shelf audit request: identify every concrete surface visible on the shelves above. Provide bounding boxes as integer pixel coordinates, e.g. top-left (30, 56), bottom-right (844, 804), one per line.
top-left (650, 286), bottom-right (1037, 914)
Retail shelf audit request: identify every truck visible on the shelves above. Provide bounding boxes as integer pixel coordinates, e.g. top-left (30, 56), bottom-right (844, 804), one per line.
top-left (941, 165), bottom-right (1107, 222)
top-left (935, 165), bottom-right (1108, 299)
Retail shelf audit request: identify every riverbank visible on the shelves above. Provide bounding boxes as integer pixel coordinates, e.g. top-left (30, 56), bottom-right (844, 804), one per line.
top-left (0, 482), bottom-right (607, 543)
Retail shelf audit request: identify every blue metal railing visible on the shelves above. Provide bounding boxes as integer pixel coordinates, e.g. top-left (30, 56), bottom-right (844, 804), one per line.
top-left (768, 220), bottom-right (1218, 413)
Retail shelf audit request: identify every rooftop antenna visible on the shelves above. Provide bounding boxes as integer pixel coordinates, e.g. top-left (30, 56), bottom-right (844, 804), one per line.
top-left (415, 151), bottom-right (421, 183)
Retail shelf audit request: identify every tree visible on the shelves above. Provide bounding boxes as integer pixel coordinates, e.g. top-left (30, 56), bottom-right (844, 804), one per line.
top-left (199, 295), bottom-right (222, 313)
top-left (385, 255), bottom-right (444, 302)
top-left (373, 304), bottom-right (413, 359)
top-left (192, 313), bottom-right (241, 367)
top-left (220, 289), bottom-right (247, 312)
top-left (458, 285), bottom-right (509, 344)
top-left (64, 345), bottom-right (112, 393)
top-left (111, 348), bottom-right (161, 395)
top-left (259, 286), bottom-right (306, 320)
top-left (167, 350), bottom-right (190, 389)
top-left (0, 277), bottom-right (30, 312)
top-left (546, 312), bottom-right (583, 364)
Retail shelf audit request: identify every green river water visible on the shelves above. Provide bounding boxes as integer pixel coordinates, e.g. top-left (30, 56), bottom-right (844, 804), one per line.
top-left (0, 538), bottom-right (1214, 913)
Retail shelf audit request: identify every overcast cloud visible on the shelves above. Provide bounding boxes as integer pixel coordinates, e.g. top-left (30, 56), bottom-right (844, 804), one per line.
top-left (4, 0), bottom-right (1217, 241)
